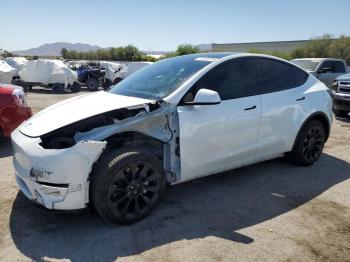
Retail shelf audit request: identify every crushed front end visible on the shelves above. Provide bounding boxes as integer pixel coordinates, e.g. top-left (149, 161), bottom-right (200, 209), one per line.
top-left (12, 128), bottom-right (106, 210)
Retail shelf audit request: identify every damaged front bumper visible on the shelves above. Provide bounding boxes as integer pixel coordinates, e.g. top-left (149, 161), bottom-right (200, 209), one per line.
top-left (11, 128), bottom-right (106, 210)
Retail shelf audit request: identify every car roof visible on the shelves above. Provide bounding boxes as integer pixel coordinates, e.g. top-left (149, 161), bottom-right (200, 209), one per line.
top-left (292, 58), bottom-right (344, 62)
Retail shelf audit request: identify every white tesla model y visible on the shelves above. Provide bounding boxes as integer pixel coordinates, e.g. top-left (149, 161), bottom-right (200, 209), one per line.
top-left (12, 53), bottom-right (332, 223)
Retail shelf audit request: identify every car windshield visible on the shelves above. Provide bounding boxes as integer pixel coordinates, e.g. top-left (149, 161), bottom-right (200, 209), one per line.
top-left (109, 53), bottom-right (232, 100)
top-left (291, 59), bottom-right (320, 71)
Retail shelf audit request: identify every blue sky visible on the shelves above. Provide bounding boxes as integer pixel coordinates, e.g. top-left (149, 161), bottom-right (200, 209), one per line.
top-left (1, 0), bottom-right (350, 51)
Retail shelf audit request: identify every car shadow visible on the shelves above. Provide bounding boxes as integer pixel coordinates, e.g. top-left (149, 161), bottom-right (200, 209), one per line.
top-left (0, 138), bottom-right (13, 158)
top-left (9, 153), bottom-right (350, 262)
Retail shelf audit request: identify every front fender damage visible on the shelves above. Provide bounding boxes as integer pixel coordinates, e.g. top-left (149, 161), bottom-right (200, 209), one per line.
top-left (39, 102), bottom-right (181, 184)
top-left (73, 105), bottom-right (180, 183)
top-left (74, 106), bottom-right (173, 143)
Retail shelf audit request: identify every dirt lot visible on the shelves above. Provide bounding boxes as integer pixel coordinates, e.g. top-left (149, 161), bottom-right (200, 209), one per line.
top-left (0, 89), bottom-right (349, 262)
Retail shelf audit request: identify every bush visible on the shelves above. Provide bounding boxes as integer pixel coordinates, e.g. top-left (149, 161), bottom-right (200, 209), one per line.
top-left (248, 48), bottom-right (291, 60)
top-left (61, 45), bottom-right (150, 61)
top-left (247, 34), bottom-right (350, 65)
top-left (290, 34), bottom-right (350, 64)
top-left (164, 44), bottom-right (200, 58)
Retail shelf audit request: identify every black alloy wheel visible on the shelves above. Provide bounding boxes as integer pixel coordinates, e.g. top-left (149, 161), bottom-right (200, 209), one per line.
top-left (286, 119), bottom-right (326, 166)
top-left (302, 125), bottom-right (323, 163)
top-left (106, 161), bottom-right (162, 219)
top-left (92, 148), bottom-right (165, 224)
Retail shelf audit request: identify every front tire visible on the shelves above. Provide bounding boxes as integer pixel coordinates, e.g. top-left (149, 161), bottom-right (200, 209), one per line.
top-left (91, 148), bottom-right (166, 224)
top-left (286, 119), bottom-right (325, 166)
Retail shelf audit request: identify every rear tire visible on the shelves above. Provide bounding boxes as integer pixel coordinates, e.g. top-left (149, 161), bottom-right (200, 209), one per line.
top-left (70, 82), bottom-right (81, 93)
top-left (286, 120), bottom-right (325, 166)
top-left (333, 108), bottom-right (348, 117)
top-left (91, 148), bottom-right (166, 224)
top-left (86, 77), bottom-right (100, 91)
top-left (52, 84), bottom-right (65, 94)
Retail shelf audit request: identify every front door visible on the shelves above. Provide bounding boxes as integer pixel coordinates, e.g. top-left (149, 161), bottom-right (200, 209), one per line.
top-left (177, 57), bottom-right (262, 182)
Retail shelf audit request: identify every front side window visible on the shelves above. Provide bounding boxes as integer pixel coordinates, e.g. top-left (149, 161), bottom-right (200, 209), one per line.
top-left (186, 58), bottom-right (261, 101)
top-left (319, 61), bottom-right (334, 73)
top-left (260, 58), bottom-right (308, 93)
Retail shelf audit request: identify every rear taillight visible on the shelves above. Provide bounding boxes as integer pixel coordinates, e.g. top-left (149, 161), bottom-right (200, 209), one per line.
top-left (326, 88), bottom-right (332, 97)
top-left (12, 89), bottom-right (27, 106)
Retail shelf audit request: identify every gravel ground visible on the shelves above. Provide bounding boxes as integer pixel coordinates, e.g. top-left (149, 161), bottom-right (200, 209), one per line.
top-left (0, 88), bottom-right (349, 262)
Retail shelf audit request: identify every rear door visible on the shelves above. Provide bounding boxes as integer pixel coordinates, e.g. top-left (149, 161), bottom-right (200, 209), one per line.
top-left (177, 58), bottom-right (262, 182)
top-left (256, 58), bottom-right (311, 158)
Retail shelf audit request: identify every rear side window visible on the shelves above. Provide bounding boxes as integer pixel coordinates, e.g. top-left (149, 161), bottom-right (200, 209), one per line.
top-left (260, 58), bottom-right (308, 93)
top-left (319, 61), bottom-right (346, 73)
top-left (193, 58), bottom-right (261, 100)
top-left (333, 61), bottom-right (346, 73)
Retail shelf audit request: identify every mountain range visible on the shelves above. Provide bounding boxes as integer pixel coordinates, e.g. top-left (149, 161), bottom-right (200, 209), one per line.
top-left (13, 42), bottom-right (102, 56)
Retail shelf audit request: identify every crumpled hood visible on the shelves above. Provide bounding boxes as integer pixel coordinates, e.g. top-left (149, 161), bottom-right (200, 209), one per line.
top-left (19, 91), bottom-right (154, 137)
top-left (336, 73), bottom-right (350, 81)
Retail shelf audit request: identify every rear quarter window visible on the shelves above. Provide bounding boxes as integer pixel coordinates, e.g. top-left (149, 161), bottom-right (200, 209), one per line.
top-left (260, 58), bottom-right (308, 94)
top-left (333, 61), bottom-right (346, 73)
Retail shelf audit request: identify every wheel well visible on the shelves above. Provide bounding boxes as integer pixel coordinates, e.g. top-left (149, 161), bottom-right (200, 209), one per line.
top-left (88, 132), bottom-right (165, 206)
top-left (311, 113), bottom-right (331, 141)
top-left (104, 131), bottom-right (164, 158)
top-left (296, 112), bottom-right (331, 145)
top-left (291, 112), bottom-right (331, 152)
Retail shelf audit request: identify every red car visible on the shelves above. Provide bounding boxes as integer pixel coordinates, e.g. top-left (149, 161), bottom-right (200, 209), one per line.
top-left (0, 84), bottom-right (32, 138)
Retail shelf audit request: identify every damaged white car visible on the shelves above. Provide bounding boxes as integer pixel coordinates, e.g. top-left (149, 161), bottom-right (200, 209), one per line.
top-left (12, 53), bottom-right (332, 224)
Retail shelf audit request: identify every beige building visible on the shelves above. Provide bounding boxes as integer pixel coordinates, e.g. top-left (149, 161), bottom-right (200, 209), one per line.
top-left (199, 40), bottom-right (310, 53)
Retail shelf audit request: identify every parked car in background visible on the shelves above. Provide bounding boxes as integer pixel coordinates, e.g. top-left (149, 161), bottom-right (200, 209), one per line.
top-left (5, 57), bottom-right (28, 76)
top-left (330, 73), bottom-right (350, 117)
top-left (68, 62), bottom-right (106, 91)
top-left (0, 84), bottom-right (32, 138)
top-left (0, 60), bottom-right (17, 84)
top-left (11, 53), bottom-right (332, 224)
top-left (13, 59), bottom-right (81, 93)
top-left (112, 61), bottom-right (153, 84)
top-left (291, 58), bottom-right (348, 87)
top-left (99, 61), bottom-right (124, 90)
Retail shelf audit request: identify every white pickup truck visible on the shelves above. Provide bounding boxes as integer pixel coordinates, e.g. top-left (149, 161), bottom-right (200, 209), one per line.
top-left (331, 73), bottom-right (350, 117)
top-left (291, 58), bottom-right (348, 87)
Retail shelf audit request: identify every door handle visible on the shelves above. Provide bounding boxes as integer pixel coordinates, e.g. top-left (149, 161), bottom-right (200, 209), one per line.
top-left (296, 97), bottom-right (305, 101)
top-left (244, 105), bottom-right (256, 111)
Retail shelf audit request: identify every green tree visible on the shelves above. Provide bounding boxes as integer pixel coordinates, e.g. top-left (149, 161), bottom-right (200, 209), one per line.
top-left (164, 44), bottom-right (200, 58)
top-left (248, 48), bottom-right (291, 60)
top-left (61, 48), bottom-right (68, 58)
top-left (176, 44), bottom-right (200, 55)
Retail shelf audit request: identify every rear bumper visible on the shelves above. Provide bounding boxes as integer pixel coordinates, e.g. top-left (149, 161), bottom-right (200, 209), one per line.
top-left (333, 92), bottom-right (350, 112)
top-left (11, 128), bottom-right (106, 210)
